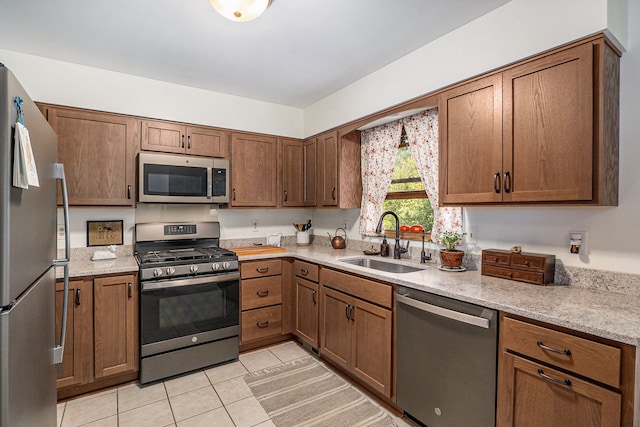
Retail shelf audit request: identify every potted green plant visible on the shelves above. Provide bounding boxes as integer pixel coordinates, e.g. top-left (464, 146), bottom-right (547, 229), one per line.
top-left (436, 230), bottom-right (466, 269)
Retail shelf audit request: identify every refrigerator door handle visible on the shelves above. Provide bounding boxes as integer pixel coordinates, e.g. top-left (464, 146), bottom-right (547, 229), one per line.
top-left (53, 163), bottom-right (70, 364)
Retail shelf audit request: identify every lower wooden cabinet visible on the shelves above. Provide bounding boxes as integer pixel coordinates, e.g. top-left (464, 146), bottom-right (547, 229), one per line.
top-left (293, 260), bottom-right (320, 349)
top-left (497, 313), bottom-right (636, 427)
top-left (319, 269), bottom-right (393, 398)
top-left (240, 260), bottom-right (284, 345)
top-left (55, 273), bottom-right (138, 399)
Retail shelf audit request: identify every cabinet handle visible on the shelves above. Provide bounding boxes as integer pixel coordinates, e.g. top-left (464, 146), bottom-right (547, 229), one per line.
top-left (75, 288), bottom-right (81, 306)
top-left (524, 260), bottom-right (530, 266)
top-left (187, 135), bottom-right (191, 149)
top-left (181, 135), bottom-right (185, 148)
top-left (493, 172), bottom-right (501, 194)
top-left (127, 184), bottom-right (132, 199)
top-left (503, 171), bottom-right (511, 193)
top-left (345, 304), bottom-right (350, 320)
top-left (349, 305), bottom-right (355, 321)
top-left (537, 369), bottom-right (572, 387)
top-left (284, 190), bottom-right (288, 202)
top-left (256, 267), bottom-right (269, 273)
top-left (256, 320), bottom-right (269, 328)
top-left (128, 283), bottom-right (132, 299)
top-left (300, 268), bottom-right (309, 275)
top-left (256, 290), bottom-right (269, 297)
top-left (537, 341), bottom-right (572, 356)
top-left (232, 188), bottom-right (236, 201)
top-left (331, 187), bottom-right (336, 200)
top-left (312, 290), bottom-right (317, 305)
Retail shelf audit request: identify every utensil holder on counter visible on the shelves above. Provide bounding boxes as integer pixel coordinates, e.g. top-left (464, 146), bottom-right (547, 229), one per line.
top-left (296, 230), bottom-right (310, 246)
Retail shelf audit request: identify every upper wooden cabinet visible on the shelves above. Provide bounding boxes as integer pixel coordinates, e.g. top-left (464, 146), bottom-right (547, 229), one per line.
top-left (141, 120), bottom-right (228, 158)
top-left (231, 132), bottom-right (278, 207)
top-left (439, 35), bottom-right (619, 206)
top-left (317, 130), bottom-right (362, 208)
top-left (280, 138), bottom-right (317, 207)
top-left (46, 106), bottom-right (139, 206)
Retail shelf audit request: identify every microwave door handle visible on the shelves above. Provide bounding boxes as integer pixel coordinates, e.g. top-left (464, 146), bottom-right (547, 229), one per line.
top-left (207, 168), bottom-right (212, 199)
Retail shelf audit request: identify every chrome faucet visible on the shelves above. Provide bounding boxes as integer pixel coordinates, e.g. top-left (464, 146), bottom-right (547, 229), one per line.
top-left (375, 211), bottom-right (406, 259)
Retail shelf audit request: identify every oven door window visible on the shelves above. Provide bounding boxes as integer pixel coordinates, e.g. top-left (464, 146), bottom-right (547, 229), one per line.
top-left (141, 280), bottom-right (239, 345)
top-left (144, 164), bottom-right (208, 197)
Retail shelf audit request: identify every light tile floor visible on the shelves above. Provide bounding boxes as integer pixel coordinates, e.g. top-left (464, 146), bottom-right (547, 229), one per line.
top-left (57, 341), bottom-right (411, 427)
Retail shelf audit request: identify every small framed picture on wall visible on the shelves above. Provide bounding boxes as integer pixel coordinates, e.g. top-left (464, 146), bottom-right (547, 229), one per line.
top-left (86, 220), bottom-right (123, 247)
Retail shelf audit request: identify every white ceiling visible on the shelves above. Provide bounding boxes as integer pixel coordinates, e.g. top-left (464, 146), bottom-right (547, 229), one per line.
top-left (0, 0), bottom-right (509, 108)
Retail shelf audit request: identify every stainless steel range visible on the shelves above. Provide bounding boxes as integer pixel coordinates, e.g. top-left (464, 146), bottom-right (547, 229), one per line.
top-left (135, 221), bottom-right (239, 384)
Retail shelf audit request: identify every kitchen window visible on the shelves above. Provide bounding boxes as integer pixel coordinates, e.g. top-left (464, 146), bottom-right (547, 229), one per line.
top-left (381, 129), bottom-right (433, 241)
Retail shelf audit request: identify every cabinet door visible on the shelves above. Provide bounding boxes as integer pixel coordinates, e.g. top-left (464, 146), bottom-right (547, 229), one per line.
top-left (48, 108), bottom-right (138, 206)
top-left (231, 133), bottom-right (278, 207)
top-left (351, 299), bottom-right (392, 397)
top-left (93, 275), bottom-right (138, 379)
top-left (186, 125), bottom-right (228, 158)
top-left (294, 278), bottom-right (319, 348)
top-left (303, 138), bottom-right (317, 206)
top-left (439, 74), bottom-right (503, 204)
top-left (281, 138), bottom-right (305, 207)
top-left (317, 131), bottom-right (339, 206)
top-left (498, 353), bottom-right (621, 427)
top-left (55, 279), bottom-right (92, 389)
top-left (503, 43), bottom-right (593, 202)
top-left (320, 287), bottom-right (352, 371)
top-left (141, 120), bottom-right (186, 154)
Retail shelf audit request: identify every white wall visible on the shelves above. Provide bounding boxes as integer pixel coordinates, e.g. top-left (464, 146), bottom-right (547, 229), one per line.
top-left (303, 0), bottom-right (617, 136)
top-left (0, 49), bottom-right (303, 138)
top-left (304, 0), bottom-right (640, 275)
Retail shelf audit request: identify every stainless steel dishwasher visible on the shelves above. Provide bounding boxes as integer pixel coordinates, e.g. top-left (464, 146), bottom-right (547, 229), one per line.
top-left (396, 285), bottom-right (498, 427)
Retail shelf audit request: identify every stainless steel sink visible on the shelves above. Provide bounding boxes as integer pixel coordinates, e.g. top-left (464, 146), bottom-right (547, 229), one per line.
top-left (339, 257), bottom-right (423, 274)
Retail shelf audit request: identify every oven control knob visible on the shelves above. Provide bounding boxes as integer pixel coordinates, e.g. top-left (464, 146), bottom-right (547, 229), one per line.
top-left (223, 262), bottom-right (231, 270)
top-left (189, 264), bottom-right (199, 273)
top-left (211, 263), bottom-right (221, 271)
top-left (153, 268), bottom-right (163, 277)
top-left (166, 267), bottom-right (176, 276)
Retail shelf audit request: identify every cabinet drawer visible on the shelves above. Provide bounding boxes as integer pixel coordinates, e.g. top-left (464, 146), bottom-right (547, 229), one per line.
top-left (502, 317), bottom-right (621, 388)
top-left (512, 254), bottom-right (546, 271)
top-left (482, 265), bottom-right (544, 285)
top-left (482, 251), bottom-right (511, 266)
top-left (294, 260), bottom-right (319, 282)
top-left (320, 268), bottom-right (392, 309)
top-left (241, 276), bottom-right (282, 310)
top-left (241, 259), bottom-right (282, 279)
top-left (241, 306), bottom-right (282, 342)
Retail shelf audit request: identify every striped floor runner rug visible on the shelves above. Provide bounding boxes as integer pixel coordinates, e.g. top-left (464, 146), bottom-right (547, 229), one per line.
top-left (244, 357), bottom-right (396, 427)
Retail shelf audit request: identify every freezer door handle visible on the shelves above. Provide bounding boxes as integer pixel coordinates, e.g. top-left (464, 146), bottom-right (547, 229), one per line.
top-left (396, 293), bottom-right (490, 329)
top-left (53, 163), bottom-right (70, 364)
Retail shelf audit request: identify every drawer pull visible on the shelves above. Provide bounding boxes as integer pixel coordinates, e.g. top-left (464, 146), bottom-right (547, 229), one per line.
top-left (312, 290), bottom-right (317, 305)
top-left (537, 369), bottom-right (572, 387)
top-left (75, 288), bottom-right (81, 306)
top-left (537, 341), bottom-right (572, 356)
top-left (256, 321), bottom-right (269, 328)
top-left (523, 260), bottom-right (530, 266)
top-left (300, 268), bottom-right (309, 275)
top-left (256, 290), bottom-right (269, 297)
top-left (256, 267), bottom-right (269, 273)
top-left (493, 172), bottom-right (501, 193)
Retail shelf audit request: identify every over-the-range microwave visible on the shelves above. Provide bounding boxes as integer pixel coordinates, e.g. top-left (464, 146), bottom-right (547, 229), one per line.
top-left (138, 152), bottom-right (229, 204)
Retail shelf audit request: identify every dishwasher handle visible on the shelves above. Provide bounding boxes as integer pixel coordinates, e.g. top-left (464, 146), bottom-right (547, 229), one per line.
top-left (396, 293), bottom-right (490, 329)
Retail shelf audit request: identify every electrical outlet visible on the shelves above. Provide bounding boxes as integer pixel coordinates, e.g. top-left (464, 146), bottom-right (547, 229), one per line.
top-left (467, 226), bottom-right (478, 244)
top-left (251, 219), bottom-right (258, 232)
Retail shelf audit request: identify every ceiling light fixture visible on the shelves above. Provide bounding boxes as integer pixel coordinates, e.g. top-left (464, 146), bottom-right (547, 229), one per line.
top-left (209, 0), bottom-right (271, 23)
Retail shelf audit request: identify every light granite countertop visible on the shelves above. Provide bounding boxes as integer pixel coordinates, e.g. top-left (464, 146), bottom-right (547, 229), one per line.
top-left (55, 257), bottom-right (139, 279)
top-left (240, 245), bottom-right (640, 347)
top-left (56, 244), bottom-right (640, 346)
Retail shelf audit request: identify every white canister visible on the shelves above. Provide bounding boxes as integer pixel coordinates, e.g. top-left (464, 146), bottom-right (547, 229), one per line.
top-left (296, 230), bottom-right (310, 246)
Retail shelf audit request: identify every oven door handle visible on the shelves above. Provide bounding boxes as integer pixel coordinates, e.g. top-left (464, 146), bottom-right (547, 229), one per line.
top-left (142, 272), bottom-right (240, 291)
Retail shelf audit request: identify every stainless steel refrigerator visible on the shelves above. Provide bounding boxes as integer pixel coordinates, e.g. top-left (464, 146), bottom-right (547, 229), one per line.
top-left (0, 65), bottom-right (70, 426)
